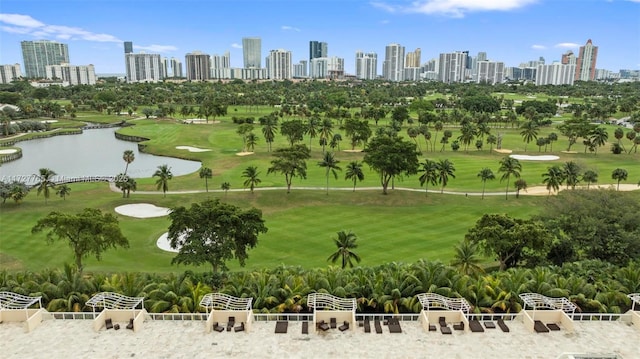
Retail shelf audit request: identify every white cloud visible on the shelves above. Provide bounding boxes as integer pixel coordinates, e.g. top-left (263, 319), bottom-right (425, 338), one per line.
top-left (231, 43), bottom-right (242, 49)
top-left (281, 25), bottom-right (301, 32)
top-left (134, 44), bottom-right (177, 52)
top-left (555, 42), bottom-right (580, 48)
top-left (371, 0), bottom-right (538, 17)
top-left (0, 13), bottom-right (44, 27)
top-left (531, 44), bottom-right (546, 50)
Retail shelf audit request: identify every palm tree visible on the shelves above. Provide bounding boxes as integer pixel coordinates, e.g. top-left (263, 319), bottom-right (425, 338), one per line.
top-left (611, 168), bottom-right (628, 191)
top-left (519, 121), bottom-right (539, 152)
top-left (514, 179), bottom-right (527, 198)
top-left (306, 117), bottom-right (319, 151)
top-left (327, 230), bottom-right (361, 269)
top-left (432, 121), bottom-right (443, 152)
top-left (562, 161), bottom-right (581, 189)
top-left (329, 133), bottom-right (342, 151)
top-left (582, 170), bottom-right (598, 189)
top-left (542, 165), bottom-right (564, 196)
top-left (344, 161), bottom-right (364, 192)
top-left (418, 160), bottom-right (438, 196)
top-left (246, 132), bottom-right (258, 152)
top-left (317, 152), bottom-right (342, 195)
top-left (498, 157), bottom-right (522, 200)
top-left (55, 184), bottom-right (71, 200)
top-left (435, 159), bottom-right (456, 194)
top-left (477, 167), bottom-right (495, 199)
top-left (221, 181), bottom-right (230, 196)
top-left (199, 167), bottom-right (212, 192)
top-left (35, 168), bottom-right (57, 203)
top-left (319, 118), bottom-right (333, 153)
top-left (261, 117), bottom-right (278, 152)
top-left (122, 150), bottom-right (135, 175)
top-left (547, 132), bottom-right (558, 152)
top-left (153, 164), bottom-right (173, 197)
top-left (242, 165), bottom-right (261, 193)
top-left (450, 240), bottom-right (484, 276)
top-left (590, 127), bottom-right (608, 154)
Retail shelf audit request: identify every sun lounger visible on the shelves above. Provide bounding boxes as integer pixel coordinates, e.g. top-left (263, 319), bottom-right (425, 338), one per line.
top-left (484, 321), bottom-right (496, 329)
top-left (317, 320), bottom-right (330, 331)
top-left (469, 320), bottom-right (484, 332)
top-left (275, 321), bottom-right (288, 334)
top-left (546, 323), bottom-right (561, 331)
top-left (440, 326), bottom-right (452, 334)
top-left (339, 321), bottom-right (350, 332)
top-left (234, 322), bottom-right (245, 332)
top-left (105, 318), bottom-right (113, 330)
top-left (388, 322), bottom-right (402, 333)
top-left (302, 321), bottom-right (309, 334)
top-left (227, 316), bottom-right (236, 331)
top-left (428, 324), bottom-right (437, 332)
top-left (214, 324), bottom-right (225, 332)
top-left (534, 320), bottom-right (550, 333)
top-left (374, 320), bottom-right (383, 334)
top-left (364, 319), bottom-right (371, 333)
top-left (439, 317), bottom-right (447, 327)
top-left (330, 317), bottom-right (337, 329)
top-left (453, 322), bottom-right (464, 330)
top-left (497, 319), bottom-right (509, 332)
top-left (126, 318), bottom-right (134, 330)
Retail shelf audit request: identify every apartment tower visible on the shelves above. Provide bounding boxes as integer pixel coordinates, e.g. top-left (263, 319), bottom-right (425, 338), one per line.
top-left (21, 40), bottom-right (70, 78)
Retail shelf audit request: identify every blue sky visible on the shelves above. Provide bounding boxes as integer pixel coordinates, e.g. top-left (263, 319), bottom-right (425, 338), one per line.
top-left (1, 0), bottom-right (639, 75)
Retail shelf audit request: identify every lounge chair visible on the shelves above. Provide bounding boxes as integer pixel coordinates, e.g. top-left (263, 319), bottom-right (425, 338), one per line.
top-left (484, 321), bottom-right (496, 329)
top-left (339, 321), bottom-right (349, 332)
top-left (469, 320), bottom-right (484, 333)
top-left (453, 322), bottom-right (464, 330)
top-left (546, 323), bottom-right (561, 331)
top-left (534, 320), bottom-right (550, 333)
top-left (234, 322), bottom-right (245, 332)
top-left (440, 326), bottom-right (452, 334)
top-left (428, 324), bottom-right (437, 332)
top-left (388, 322), bottom-right (402, 333)
top-left (275, 321), bottom-right (288, 334)
top-left (227, 316), bottom-right (236, 332)
top-left (374, 320), bottom-right (383, 334)
top-left (126, 318), bottom-right (134, 330)
top-left (364, 319), bottom-right (371, 333)
top-left (439, 317), bottom-right (447, 327)
top-left (302, 321), bottom-right (309, 334)
top-left (105, 318), bottom-right (113, 330)
top-left (497, 318), bottom-right (510, 332)
top-left (330, 317), bottom-right (337, 329)
top-left (317, 320), bottom-right (330, 331)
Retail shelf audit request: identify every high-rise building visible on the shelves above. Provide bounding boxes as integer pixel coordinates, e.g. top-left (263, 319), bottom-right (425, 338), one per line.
top-left (561, 50), bottom-right (577, 65)
top-left (309, 41), bottom-right (328, 61)
top-left (355, 51), bottom-right (377, 80)
top-left (0, 64), bottom-right (22, 84)
top-left (293, 61), bottom-right (307, 78)
top-left (310, 57), bottom-right (344, 79)
top-left (170, 57), bottom-right (183, 78)
top-left (125, 49), bottom-right (163, 83)
top-left (476, 61), bottom-right (505, 84)
top-left (211, 52), bottom-right (230, 79)
top-left (266, 49), bottom-right (292, 80)
top-left (405, 48), bottom-right (421, 68)
top-left (185, 51), bottom-right (211, 81)
top-left (536, 62), bottom-right (576, 86)
top-left (161, 57), bottom-right (169, 79)
top-left (242, 37), bottom-right (262, 68)
top-left (124, 41), bottom-right (133, 54)
top-left (45, 63), bottom-right (96, 85)
top-left (21, 40), bottom-right (70, 78)
top-left (575, 39), bottom-right (598, 81)
top-left (382, 43), bottom-right (405, 82)
top-left (438, 51), bottom-right (468, 83)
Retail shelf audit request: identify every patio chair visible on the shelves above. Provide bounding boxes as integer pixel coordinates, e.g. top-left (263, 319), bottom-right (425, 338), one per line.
top-left (439, 317), bottom-right (447, 327)
top-left (105, 318), bottom-right (113, 330)
top-left (440, 326), bottom-right (452, 334)
top-left (453, 322), bottom-right (464, 331)
top-left (339, 321), bottom-right (349, 332)
top-left (374, 320), bottom-right (383, 334)
top-left (126, 318), bottom-right (134, 330)
top-left (469, 320), bottom-right (484, 333)
top-left (227, 316), bottom-right (236, 332)
top-left (497, 318), bottom-right (510, 332)
top-left (213, 322), bottom-right (225, 332)
top-left (302, 321), bottom-right (309, 334)
top-left (317, 320), bottom-right (330, 331)
top-left (275, 321), bottom-right (288, 334)
top-left (546, 323), bottom-right (561, 331)
top-left (388, 321), bottom-right (402, 333)
top-left (364, 318), bottom-right (371, 333)
top-left (484, 321), bottom-right (496, 329)
top-left (234, 322), bottom-right (245, 332)
top-left (330, 317), bottom-right (337, 329)
top-left (534, 320), bottom-right (550, 333)
top-left (428, 324), bottom-right (437, 332)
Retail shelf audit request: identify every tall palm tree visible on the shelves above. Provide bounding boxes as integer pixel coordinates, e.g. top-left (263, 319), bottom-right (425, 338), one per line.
top-left (55, 184), bottom-right (71, 200)
top-left (317, 152), bottom-right (342, 195)
top-left (418, 159), bottom-right (438, 196)
top-left (199, 166), bottom-right (212, 192)
top-left (477, 167), bottom-right (495, 199)
top-left (450, 240), bottom-right (484, 276)
top-left (498, 157), bottom-right (522, 200)
top-left (261, 117), bottom-right (278, 152)
top-left (35, 168), bottom-right (57, 203)
top-left (242, 165), bottom-right (261, 193)
top-left (611, 168), bottom-right (628, 191)
top-left (589, 127), bottom-right (608, 155)
top-left (153, 164), bottom-right (173, 197)
top-left (514, 178), bottom-right (527, 198)
top-left (435, 159), bottom-right (456, 193)
top-left (329, 133), bottom-right (342, 151)
top-left (344, 161), bottom-right (364, 192)
top-left (519, 121), bottom-right (539, 152)
top-left (319, 118), bottom-right (333, 153)
top-left (542, 165), bottom-right (564, 196)
top-left (583, 170), bottom-right (598, 189)
top-left (432, 121), bottom-right (443, 152)
top-left (562, 161), bottom-right (581, 189)
top-left (306, 117), bottom-right (319, 151)
top-left (246, 132), bottom-right (258, 152)
top-left (122, 150), bottom-right (135, 175)
top-left (221, 181), bottom-right (230, 197)
top-left (327, 230), bottom-right (361, 269)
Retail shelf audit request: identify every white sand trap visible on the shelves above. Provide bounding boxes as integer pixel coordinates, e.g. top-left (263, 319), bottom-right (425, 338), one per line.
top-left (343, 149), bottom-right (363, 153)
top-left (510, 154), bottom-right (559, 161)
top-left (175, 145), bottom-right (211, 152)
top-left (41, 120), bottom-right (58, 123)
top-left (114, 203), bottom-right (171, 218)
top-left (183, 118), bottom-right (220, 124)
top-left (493, 149), bottom-right (513, 154)
top-left (561, 150), bottom-right (578, 154)
top-left (236, 151), bottom-right (254, 156)
top-left (156, 232), bottom-right (182, 253)
top-left (0, 149), bottom-right (18, 154)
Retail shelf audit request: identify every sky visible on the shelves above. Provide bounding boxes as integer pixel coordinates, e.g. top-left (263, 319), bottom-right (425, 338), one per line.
top-left (1, 0), bottom-right (639, 75)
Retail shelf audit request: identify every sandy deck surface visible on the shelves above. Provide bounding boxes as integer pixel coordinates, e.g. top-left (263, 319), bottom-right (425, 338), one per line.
top-left (1, 319), bottom-right (637, 359)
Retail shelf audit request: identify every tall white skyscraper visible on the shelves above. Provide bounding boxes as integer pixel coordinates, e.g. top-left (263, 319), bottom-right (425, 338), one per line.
top-left (185, 51), bottom-right (211, 81)
top-left (266, 49), bottom-right (292, 80)
top-left (242, 37), bottom-right (262, 68)
top-left (170, 57), bottom-right (183, 78)
top-left (125, 52), bottom-right (163, 83)
top-left (0, 64), bottom-right (22, 84)
top-left (536, 62), bottom-right (576, 86)
top-left (310, 57), bottom-right (344, 79)
top-left (21, 40), bottom-right (69, 78)
top-left (476, 61), bottom-right (505, 84)
top-left (211, 52), bottom-right (230, 79)
top-left (161, 57), bottom-right (169, 79)
top-left (355, 51), bottom-right (377, 80)
top-left (438, 51), bottom-right (468, 83)
top-left (45, 63), bottom-right (96, 85)
top-left (382, 43), bottom-right (405, 81)
top-left (293, 60), bottom-right (308, 78)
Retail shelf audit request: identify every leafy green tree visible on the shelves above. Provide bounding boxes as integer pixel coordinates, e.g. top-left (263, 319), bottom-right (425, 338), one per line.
top-left (8, 181), bottom-right (29, 203)
top-left (582, 170), bottom-right (598, 189)
top-left (611, 168), bottom-right (628, 190)
top-left (280, 120), bottom-right (305, 147)
top-left (153, 164), bottom-right (173, 197)
top-left (35, 168), bottom-right (57, 204)
top-left (436, 159), bottom-right (456, 193)
top-left (418, 159), bottom-right (438, 196)
top-left (122, 150), bottom-right (135, 175)
top-left (477, 167), bottom-right (495, 199)
top-left (32, 208), bottom-right (129, 273)
top-left (167, 199), bottom-right (267, 273)
top-left (327, 230), bottom-right (361, 269)
top-left (221, 181), bottom-right (230, 196)
top-left (242, 165), bottom-right (261, 193)
top-left (344, 161), bottom-right (365, 192)
top-left (450, 240), bottom-right (484, 276)
top-left (498, 157), bottom-right (522, 200)
top-left (542, 166), bottom-right (564, 196)
top-left (141, 107), bottom-right (153, 119)
top-left (267, 144), bottom-right (311, 193)
top-left (343, 118), bottom-right (372, 150)
top-left (199, 167), bottom-right (213, 192)
top-left (363, 134), bottom-right (420, 195)
top-left (317, 152), bottom-right (341, 195)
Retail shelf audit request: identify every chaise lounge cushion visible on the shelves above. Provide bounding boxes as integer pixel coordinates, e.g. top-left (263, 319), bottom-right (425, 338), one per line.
top-left (339, 321), bottom-right (350, 332)
top-left (105, 318), bottom-right (113, 330)
top-left (497, 319), bottom-right (510, 332)
top-left (469, 320), bottom-right (484, 333)
top-left (275, 321), bottom-right (288, 334)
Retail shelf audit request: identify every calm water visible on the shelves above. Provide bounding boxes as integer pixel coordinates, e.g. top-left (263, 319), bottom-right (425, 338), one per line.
top-left (0, 128), bottom-right (201, 182)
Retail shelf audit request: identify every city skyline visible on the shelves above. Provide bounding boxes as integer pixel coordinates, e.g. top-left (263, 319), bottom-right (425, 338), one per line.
top-left (0, 0), bottom-right (639, 75)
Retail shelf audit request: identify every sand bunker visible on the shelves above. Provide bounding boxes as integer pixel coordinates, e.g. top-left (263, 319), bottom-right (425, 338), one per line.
top-left (493, 149), bottom-right (513, 154)
top-left (343, 149), bottom-right (363, 153)
top-left (156, 232), bottom-right (181, 253)
top-left (114, 203), bottom-right (171, 218)
top-left (41, 120), bottom-right (58, 123)
top-left (175, 145), bottom-right (211, 152)
top-left (510, 154), bottom-right (559, 161)
top-left (0, 149), bottom-right (18, 154)
top-left (183, 118), bottom-right (220, 124)
top-left (236, 152), bottom-right (254, 156)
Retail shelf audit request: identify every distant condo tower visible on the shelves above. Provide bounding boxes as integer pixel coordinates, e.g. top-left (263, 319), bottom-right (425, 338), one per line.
top-left (124, 41), bottom-right (133, 54)
top-left (242, 37), bottom-right (262, 68)
top-left (185, 51), bottom-right (211, 81)
top-left (309, 41), bottom-right (328, 62)
top-left (21, 40), bottom-right (69, 78)
top-left (124, 41), bottom-right (163, 83)
top-left (575, 39), bottom-right (598, 81)
top-left (383, 43), bottom-right (405, 82)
